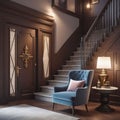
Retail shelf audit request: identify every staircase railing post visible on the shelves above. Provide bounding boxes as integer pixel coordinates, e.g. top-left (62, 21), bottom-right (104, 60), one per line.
top-left (80, 37), bottom-right (86, 69)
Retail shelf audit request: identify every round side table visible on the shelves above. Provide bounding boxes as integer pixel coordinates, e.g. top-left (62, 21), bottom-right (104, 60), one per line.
top-left (92, 86), bottom-right (118, 112)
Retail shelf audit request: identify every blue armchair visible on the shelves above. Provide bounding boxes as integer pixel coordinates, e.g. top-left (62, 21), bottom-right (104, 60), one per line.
top-left (52, 70), bottom-right (94, 115)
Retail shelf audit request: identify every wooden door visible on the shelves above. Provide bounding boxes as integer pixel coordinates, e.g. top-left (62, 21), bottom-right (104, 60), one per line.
top-left (9, 25), bottom-right (36, 99)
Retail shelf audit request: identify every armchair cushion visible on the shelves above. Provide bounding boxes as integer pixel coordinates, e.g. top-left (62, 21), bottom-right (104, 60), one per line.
top-left (54, 86), bottom-right (68, 92)
top-left (67, 79), bottom-right (85, 91)
top-left (53, 91), bottom-right (76, 106)
top-left (53, 91), bottom-right (76, 101)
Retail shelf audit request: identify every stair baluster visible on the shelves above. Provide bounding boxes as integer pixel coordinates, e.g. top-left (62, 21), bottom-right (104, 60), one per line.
top-left (80, 0), bottom-right (120, 68)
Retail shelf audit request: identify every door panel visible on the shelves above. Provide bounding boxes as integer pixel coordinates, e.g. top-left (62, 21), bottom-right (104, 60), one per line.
top-left (17, 27), bottom-right (36, 96)
top-left (9, 25), bottom-right (36, 98)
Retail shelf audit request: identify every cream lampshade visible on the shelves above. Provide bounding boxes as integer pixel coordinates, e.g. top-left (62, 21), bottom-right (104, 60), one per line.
top-left (96, 56), bottom-right (111, 86)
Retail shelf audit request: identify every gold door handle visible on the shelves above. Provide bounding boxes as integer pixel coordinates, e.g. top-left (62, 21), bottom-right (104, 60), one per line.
top-left (16, 66), bottom-right (21, 77)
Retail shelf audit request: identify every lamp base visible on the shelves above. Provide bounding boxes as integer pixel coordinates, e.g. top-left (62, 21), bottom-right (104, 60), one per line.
top-left (98, 73), bottom-right (108, 86)
top-left (103, 81), bottom-right (111, 88)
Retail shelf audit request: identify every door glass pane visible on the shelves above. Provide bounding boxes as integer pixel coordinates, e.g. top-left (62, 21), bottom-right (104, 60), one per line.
top-left (10, 28), bottom-right (16, 96)
top-left (43, 35), bottom-right (49, 78)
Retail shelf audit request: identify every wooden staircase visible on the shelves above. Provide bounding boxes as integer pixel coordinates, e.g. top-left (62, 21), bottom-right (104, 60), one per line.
top-left (34, 29), bottom-right (105, 102)
top-left (34, 0), bottom-right (120, 102)
top-left (34, 46), bottom-right (82, 102)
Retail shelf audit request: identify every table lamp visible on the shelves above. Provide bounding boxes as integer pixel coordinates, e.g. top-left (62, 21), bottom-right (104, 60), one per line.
top-left (96, 56), bottom-right (111, 87)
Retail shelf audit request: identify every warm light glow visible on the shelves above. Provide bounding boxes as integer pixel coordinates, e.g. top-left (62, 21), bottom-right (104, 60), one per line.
top-left (97, 57), bottom-right (111, 69)
top-left (96, 56), bottom-right (111, 86)
top-left (86, 3), bottom-right (91, 9)
top-left (47, 8), bottom-right (55, 17)
top-left (91, 0), bottom-right (99, 4)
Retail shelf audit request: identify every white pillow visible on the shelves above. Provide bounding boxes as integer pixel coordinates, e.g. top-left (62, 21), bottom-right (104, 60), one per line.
top-left (67, 79), bottom-right (85, 91)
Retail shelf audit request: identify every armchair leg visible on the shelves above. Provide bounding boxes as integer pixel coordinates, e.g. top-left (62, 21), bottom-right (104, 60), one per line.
top-left (52, 103), bottom-right (55, 110)
top-left (85, 104), bottom-right (88, 112)
top-left (72, 106), bottom-right (75, 115)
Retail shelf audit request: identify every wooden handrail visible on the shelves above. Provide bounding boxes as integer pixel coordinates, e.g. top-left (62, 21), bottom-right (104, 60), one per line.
top-left (84, 0), bottom-right (111, 40)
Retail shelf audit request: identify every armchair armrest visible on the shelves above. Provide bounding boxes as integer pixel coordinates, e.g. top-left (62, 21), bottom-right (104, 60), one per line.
top-left (76, 87), bottom-right (88, 96)
top-left (54, 85), bottom-right (68, 92)
top-left (75, 87), bottom-right (89, 105)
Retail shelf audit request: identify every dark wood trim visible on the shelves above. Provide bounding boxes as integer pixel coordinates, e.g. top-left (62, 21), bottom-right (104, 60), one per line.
top-left (75, 0), bottom-right (81, 15)
top-left (0, 1), bottom-right (54, 26)
top-left (0, 21), bottom-right (8, 104)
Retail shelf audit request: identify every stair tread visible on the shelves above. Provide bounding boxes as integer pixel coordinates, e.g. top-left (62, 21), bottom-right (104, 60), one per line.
top-left (63, 64), bottom-right (81, 66)
top-left (34, 92), bottom-right (52, 97)
top-left (54, 74), bottom-right (68, 77)
top-left (67, 60), bottom-right (81, 62)
top-left (58, 70), bottom-right (71, 71)
top-left (48, 80), bottom-right (68, 83)
top-left (71, 55), bottom-right (81, 57)
top-left (40, 86), bottom-right (54, 89)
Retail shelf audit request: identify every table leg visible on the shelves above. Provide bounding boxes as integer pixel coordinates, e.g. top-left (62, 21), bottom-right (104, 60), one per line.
top-left (96, 93), bottom-right (114, 112)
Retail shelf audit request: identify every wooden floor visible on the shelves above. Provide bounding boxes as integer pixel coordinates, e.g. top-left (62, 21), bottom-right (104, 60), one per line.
top-left (0, 99), bottom-right (120, 120)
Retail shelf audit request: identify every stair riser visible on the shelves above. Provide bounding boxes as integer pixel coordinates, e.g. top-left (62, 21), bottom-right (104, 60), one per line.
top-left (67, 58), bottom-right (86, 65)
top-left (57, 70), bottom-right (70, 75)
top-left (49, 82), bottom-right (67, 86)
top-left (35, 95), bottom-right (52, 102)
top-left (66, 61), bottom-right (81, 65)
top-left (77, 47), bottom-right (92, 51)
top-left (70, 56), bottom-right (81, 60)
top-left (73, 52), bottom-right (88, 56)
top-left (40, 88), bottom-right (54, 94)
top-left (62, 66), bottom-right (81, 70)
top-left (76, 47), bottom-right (92, 51)
top-left (54, 76), bottom-right (68, 80)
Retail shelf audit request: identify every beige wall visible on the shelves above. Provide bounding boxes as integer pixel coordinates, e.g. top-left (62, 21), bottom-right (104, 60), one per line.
top-left (11, 0), bottom-right (79, 53)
